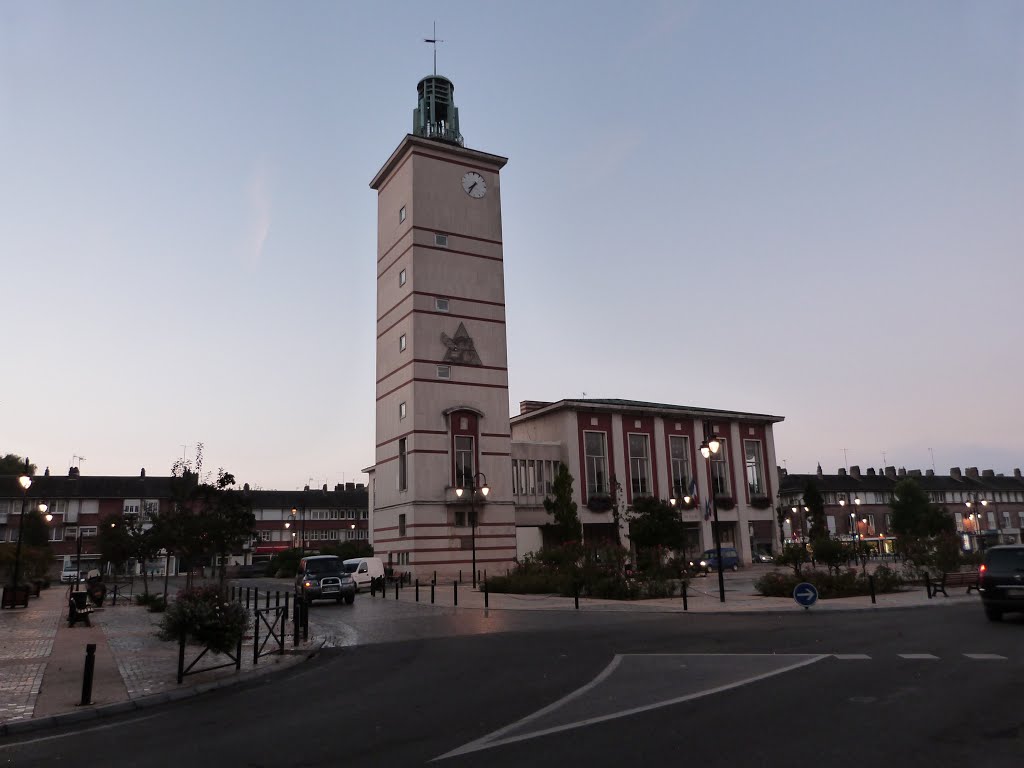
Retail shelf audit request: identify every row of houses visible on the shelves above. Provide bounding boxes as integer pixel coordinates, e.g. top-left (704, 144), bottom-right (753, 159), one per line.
top-left (0, 467), bottom-right (369, 575)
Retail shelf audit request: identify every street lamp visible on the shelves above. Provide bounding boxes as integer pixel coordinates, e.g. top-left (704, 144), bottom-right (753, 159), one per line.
top-left (699, 421), bottom-right (726, 604)
top-left (7, 460), bottom-right (33, 607)
top-left (455, 472), bottom-right (489, 588)
top-left (965, 494), bottom-right (988, 551)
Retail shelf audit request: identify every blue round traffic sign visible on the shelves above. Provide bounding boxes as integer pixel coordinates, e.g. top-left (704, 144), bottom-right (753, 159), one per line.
top-left (793, 582), bottom-right (818, 608)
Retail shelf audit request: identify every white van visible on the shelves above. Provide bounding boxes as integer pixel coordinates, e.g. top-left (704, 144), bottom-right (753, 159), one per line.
top-left (60, 557), bottom-right (79, 584)
top-left (343, 557), bottom-right (385, 591)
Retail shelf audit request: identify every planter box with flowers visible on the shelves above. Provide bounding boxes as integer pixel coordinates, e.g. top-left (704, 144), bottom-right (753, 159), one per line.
top-left (586, 495), bottom-right (613, 513)
top-left (157, 586), bottom-right (249, 655)
top-left (714, 495), bottom-right (736, 511)
top-left (749, 495), bottom-right (772, 510)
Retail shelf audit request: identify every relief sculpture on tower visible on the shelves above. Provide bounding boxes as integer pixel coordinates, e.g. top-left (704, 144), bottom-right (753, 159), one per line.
top-left (441, 322), bottom-right (482, 366)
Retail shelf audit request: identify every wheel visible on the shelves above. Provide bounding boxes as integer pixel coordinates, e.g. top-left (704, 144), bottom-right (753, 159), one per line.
top-left (344, 594), bottom-right (355, 605)
top-left (984, 606), bottom-right (1003, 622)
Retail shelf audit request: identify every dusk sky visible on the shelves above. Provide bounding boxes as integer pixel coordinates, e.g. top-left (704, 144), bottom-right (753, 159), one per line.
top-left (3, 1), bottom-right (1021, 489)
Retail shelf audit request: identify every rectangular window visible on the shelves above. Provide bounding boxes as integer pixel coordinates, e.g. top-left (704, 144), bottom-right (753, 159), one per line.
top-left (584, 431), bottom-right (609, 497)
top-left (80, 526), bottom-right (98, 538)
top-left (455, 436), bottom-right (474, 487)
top-left (398, 514), bottom-right (406, 537)
top-left (48, 526), bottom-right (63, 542)
top-left (435, 233), bottom-right (448, 246)
top-left (398, 438), bottom-right (408, 492)
top-left (399, 334), bottom-right (407, 352)
top-left (628, 433), bottom-right (651, 497)
top-left (399, 401), bottom-right (407, 420)
top-left (864, 514), bottom-right (876, 535)
top-left (455, 510), bottom-right (466, 527)
top-left (399, 205), bottom-right (406, 223)
top-left (711, 439), bottom-right (730, 496)
top-left (511, 459), bottom-right (518, 495)
top-left (669, 435), bottom-right (691, 498)
top-left (546, 461), bottom-right (557, 494)
top-left (527, 460), bottom-right (536, 495)
top-left (436, 365), bottom-right (450, 379)
top-left (435, 298), bottom-right (449, 312)
top-left (399, 268), bottom-right (407, 286)
top-left (536, 461), bottom-right (545, 497)
top-left (744, 440), bottom-right (765, 497)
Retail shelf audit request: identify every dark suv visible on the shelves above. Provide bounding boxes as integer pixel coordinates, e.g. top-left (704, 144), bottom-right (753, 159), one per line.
top-left (978, 545), bottom-right (1024, 622)
top-left (295, 555), bottom-right (356, 606)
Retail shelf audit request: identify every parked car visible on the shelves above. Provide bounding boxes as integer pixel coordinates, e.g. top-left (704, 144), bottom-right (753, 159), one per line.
top-left (60, 562), bottom-right (80, 583)
top-left (295, 555), bottom-right (356, 606)
top-left (236, 562), bottom-right (269, 578)
top-left (752, 551), bottom-right (775, 563)
top-left (978, 545), bottom-right (1024, 622)
top-left (695, 547), bottom-right (741, 573)
top-left (343, 556), bottom-right (385, 591)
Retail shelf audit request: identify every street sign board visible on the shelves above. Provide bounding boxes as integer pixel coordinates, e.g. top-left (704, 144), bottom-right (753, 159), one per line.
top-left (793, 582), bottom-right (818, 608)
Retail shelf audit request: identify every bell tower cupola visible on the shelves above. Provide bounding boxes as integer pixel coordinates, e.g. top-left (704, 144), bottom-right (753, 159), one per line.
top-left (413, 75), bottom-right (462, 146)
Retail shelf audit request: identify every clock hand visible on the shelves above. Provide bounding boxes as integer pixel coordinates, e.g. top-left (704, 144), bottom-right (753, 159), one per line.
top-left (468, 182), bottom-right (477, 193)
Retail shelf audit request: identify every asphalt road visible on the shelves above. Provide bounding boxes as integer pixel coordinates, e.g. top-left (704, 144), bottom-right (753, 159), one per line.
top-left (2, 602), bottom-right (1022, 767)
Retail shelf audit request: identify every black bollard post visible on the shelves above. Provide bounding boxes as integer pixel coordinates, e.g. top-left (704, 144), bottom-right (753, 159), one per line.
top-left (683, 580), bottom-right (689, 611)
top-left (484, 578), bottom-right (489, 608)
top-left (431, 581), bottom-right (435, 604)
top-left (454, 581), bottom-right (458, 607)
top-left (81, 643), bottom-right (97, 705)
top-left (869, 574), bottom-right (876, 604)
top-left (246, 587), bottom-right (251, 609)
top-left (177, 631), bottom-right (186, 685)
top-left (253, 612), bottom-right (260, 665)
top-left (284, 592), bottom-right (290, 621)
top-left (459, 569), bottom-right (462, 584)
top-left (395, 581), bottom-right (399, 600)
top-left (265, 590), bottom-right (270, 610)
top-left (433, 570), bottom-right (437, 585)
top-left (276, 591), bottom-right (280, 610)
top-left (293, 600), bottom-right (301, 646)
top-left (924, 572), bottom-right (932, 599)
top-left (255, 588), bottom-right (260, 611)
top-left (370, 578), bottom-right (375, 597)
top-left (415, 579), bottom-right (420, 602)
top-left (574, 583), bottom-right (579, 610)
top-left (302, 600), bottom-right (308, 641)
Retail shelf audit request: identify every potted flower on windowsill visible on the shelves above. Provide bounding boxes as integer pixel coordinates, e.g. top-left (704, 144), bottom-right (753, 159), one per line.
top-left (586, 494), bottom-right (612, 513)
top-left (714, 495), bottom-right (736, 511)
top-left (749, 495), bottom-right (772, 510)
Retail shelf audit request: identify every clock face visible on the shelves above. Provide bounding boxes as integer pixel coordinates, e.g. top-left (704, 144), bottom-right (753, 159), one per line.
top-left (462, 171), bottom-right (487, 199)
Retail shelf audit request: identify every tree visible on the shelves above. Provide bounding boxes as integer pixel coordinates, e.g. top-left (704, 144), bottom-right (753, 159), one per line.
top-left (810, 536), bottom-right (848, 576)
top-left (803, 479), bottom-right (828, 542)
top-left (0, 454), bottom-right (35, 476)
top-left (889, 478), bottom-right (956, 572)
top-left (628, 496), bottom-right (687, 572)
top-left (189, 469), bottom-right (255, 590)
top-left (20, 509), bottom-right (51, 548)
top-left (97, 513), bottom-right (134, 573)
top-left (543, 463), bottom-right (582, 544)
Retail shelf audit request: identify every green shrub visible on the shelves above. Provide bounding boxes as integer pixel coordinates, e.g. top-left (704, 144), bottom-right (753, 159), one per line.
top-left (158, 586), bottom-right (248, 654)
top-left (586, 576), bottom-right (641, 600)
top-left (147, 597), bottom-right (167, 613)
top-left (754, 567), bottom-right (904, 599)
top-left (639, 578), bottom-right (677, 599)
top-left (268, 549), bottom-right (302, 579)
top-left (485, 572), bottom-right (571, 595)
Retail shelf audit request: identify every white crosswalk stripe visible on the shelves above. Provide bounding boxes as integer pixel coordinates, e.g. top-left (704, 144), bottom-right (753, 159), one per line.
top-left (963, 653), bottom-right (1007, 660)
top-left (833, 654), bottom-right (871, 660)
top-left (898, 654), bottom-right (940, 659)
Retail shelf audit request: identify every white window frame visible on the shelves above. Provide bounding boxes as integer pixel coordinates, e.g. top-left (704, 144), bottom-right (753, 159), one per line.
top-left (435, 297), bottom-right (449, 312)
top-left (399, 268), bottom-right (407, 286)
top-left (710, 439), bottom-right (730, 496)
top-left (744, 439), bottom-right (765, 497)
top-left (454, 436), bottom-right (474, 488)
top-left (436, 365), bottom-right (450, 379)
top-left (399, 401), bottom-right (407, 420)
top-left (628, 433), bottom-right (652, 497)
top-left (669, 435), bottom-right (691, 498)
top-left (584, 431), bottom-right (609, 497)
top-left (399, 334), bottom-right (407, 352)
top-left (398, 438), bottom-right (408, 492)
top-left (399, 205), bottom-right (406, 223)
top-left (435, 233), bottom-right (448, 247)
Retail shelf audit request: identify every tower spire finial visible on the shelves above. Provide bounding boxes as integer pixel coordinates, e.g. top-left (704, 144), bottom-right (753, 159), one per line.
top-left (424, 21), bottom-right (444, 77)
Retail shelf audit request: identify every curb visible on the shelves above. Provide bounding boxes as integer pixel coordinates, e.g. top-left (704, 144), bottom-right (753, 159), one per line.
top-left (0, 637), bottom-right (325, 740)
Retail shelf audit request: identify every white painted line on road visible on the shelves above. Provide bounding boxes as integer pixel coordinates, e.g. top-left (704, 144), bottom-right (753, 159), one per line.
top-left (964, 653), bottom-right (1007, 660)
top-left (0, 714), bottom-right (161, 751)
top-left (898, 654), bottom-right (939, 660)
top-left (433, 654), bottom-right (828, 761)
top-left (833, 654), bottom-right (871, 660)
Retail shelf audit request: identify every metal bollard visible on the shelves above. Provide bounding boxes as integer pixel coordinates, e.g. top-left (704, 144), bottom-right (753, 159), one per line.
top-left (574, 584), bottom-right (579, 610)
top-left (395, 581), bottom-right (399, 600)
top-left (415, 579), bottom-right (420, 602)
top-left (255, 588), bottom-right (259, 611)
top-left (253, 612), bottom-right (260, 665)
top-left (869, 574), bottom-right (876, 604)
top-left (284, 592), bottom-right (290, 621)
top-left (683, 580), bottom-right (688, 611)
top-left (302, 600), bottom-right (308, 641)
top-left (431, 581), bottom-right (435, 604)
top-left (484, 578), bottom-right (489, 608)
top-left (276, 591), bottom-right (280, 610)
top-left (433, 570), bottom-right (437, 585)
top-left (459, 570), bottom-right (462, 584)
top-left (293, 600), bottom-right (301, 646)
top-left (454, 581), bottom-right (458, 607)
top-left (246, 587), bottom-right (251, 609)
top-left (81, 643), bottom-right (97, 705)
top-left (924, 572), bottom-right (932, 599)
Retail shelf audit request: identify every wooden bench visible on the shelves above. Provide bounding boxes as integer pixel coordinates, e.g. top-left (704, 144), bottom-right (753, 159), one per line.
top-left (928, 570), bottom-right (979, 598)
top-left (69, 591), bottom-right (95, 627)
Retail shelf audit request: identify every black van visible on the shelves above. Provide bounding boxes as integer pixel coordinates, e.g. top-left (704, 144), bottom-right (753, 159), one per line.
top-left (977, 545), bottom-right (1024, 621)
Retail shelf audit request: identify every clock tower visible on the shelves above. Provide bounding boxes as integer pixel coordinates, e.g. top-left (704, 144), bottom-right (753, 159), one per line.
top-left (369, 74), bottom-right (515, 581)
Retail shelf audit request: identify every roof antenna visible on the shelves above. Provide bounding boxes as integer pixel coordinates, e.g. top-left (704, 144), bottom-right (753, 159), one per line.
top-left (424, 21), bottom-right (443, 76)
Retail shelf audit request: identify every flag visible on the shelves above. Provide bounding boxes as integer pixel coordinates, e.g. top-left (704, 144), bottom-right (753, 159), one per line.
top-left (704, 497), bottom-right (712, 521)
top-left (689, 478), bottom-right (698, 500)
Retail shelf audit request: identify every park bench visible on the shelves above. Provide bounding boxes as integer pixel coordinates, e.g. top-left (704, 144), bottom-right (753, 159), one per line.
top-left (68, 591), bottom-right (95, 627)
top-left (928, 570), bottom-right (979, 598)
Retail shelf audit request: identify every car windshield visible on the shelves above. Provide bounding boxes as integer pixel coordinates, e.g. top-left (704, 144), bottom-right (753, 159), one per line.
top-left (985, 549), bottom-right (1024, 572)
top-left (305, 559), bottom-right (341, 575)
top-left (343, 563), bottom-right (358, 573)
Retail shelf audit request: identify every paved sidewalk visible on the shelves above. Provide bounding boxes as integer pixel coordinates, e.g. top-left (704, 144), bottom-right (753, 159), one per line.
top-left (0, 581), bottom-right (317, 735)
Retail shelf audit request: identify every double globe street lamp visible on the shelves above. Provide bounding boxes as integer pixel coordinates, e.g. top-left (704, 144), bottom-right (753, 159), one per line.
top-left (455, 472), bottom-right (489, 589)
top-left (697, 423), bottom-right (726, 604)
top-left (7, 461), bottom-right (51, 608)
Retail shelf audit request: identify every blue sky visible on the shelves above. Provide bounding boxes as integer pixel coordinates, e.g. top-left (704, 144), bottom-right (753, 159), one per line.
top-left (2, 1), bottom-right (1022, 489)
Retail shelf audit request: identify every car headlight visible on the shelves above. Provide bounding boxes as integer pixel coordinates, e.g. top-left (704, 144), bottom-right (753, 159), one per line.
top-left (304, 580), bottom-right (314, 588)
top-left (700, 560), bottom-right (708, 567)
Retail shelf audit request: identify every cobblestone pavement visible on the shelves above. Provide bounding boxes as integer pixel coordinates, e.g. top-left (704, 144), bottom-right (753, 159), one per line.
top-left (0, 587), bottom-right (62, 724)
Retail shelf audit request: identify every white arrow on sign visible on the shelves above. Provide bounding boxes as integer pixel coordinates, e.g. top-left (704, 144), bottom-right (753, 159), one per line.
top-left (796, 588), bottom-right (815, 600)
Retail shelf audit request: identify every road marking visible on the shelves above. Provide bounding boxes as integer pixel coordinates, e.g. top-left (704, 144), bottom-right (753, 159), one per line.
top-left (898, 654), bottom-right (939, 660)
top-left (833, 654), bottom-right (871, 660)
top-left (433, 654), bottom-right (827, 761)
top-left (964, 653), bottom-right (1007, 660)
top-left (0, 714), bottom-right (161, 751)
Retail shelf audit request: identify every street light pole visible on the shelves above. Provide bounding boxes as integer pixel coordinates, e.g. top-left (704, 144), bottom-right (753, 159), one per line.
top-left (699, 421), bottom-right (726, 604)
top-left (9, 459), bottom-right (33, 604)
top-left (455, 472), bottom-right (489, 589)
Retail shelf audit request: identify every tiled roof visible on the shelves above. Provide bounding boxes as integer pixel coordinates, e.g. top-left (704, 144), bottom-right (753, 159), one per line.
top-left (513, 398), bottom-right (783, 423)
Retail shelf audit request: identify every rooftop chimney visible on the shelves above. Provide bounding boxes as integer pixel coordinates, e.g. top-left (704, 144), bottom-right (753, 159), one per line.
top-left (356, 483), bottom-right (365, 490)
top-left (335, 484), bottom-right (342, 492)
top-left (816, 463), bottom-right (823, 477)
top-left (966, 467), bottom-right (979, 479)
top-left (909, 469), bottom-right (922, 477)
top-left (140, 468), bottom-right (146, 477)
top-left (519, 400), bottom-right (553, 415)
top-left (982, 469), bottom-right (995, 478)
top-left (951, 467), bottom-right (962, 479)
top-left (866, 468), bottom-right (876, 476)
top-left (346, 482), bottom-right (355, 491)
top-left (243, 482), bottom-right (250, 491)
top-left (885, 466), bottom-right (897, 479)
top-left (44, 467), bottom-right (50, 477)
top-left (898, 467), bottom-right (907, 477)
top-left (838, 468), bottom-right (847, 476)
top-left (926, 469), bottom-right (935, 477)
top-left (1015, 469), bottom-right (1022, 479)
top-left (322, 483), bottom-right (328, 492)
top-left (69, 467), bottom-right (80, 478)
top-left (849, 465), bottom-right (861, 479)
